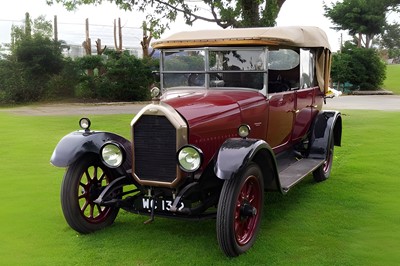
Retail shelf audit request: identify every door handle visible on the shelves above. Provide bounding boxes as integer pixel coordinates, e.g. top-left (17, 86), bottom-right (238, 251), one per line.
top-left (287, 109), bottom-right (299, 114)
top-left (306, 105), bottom-right (317, 108)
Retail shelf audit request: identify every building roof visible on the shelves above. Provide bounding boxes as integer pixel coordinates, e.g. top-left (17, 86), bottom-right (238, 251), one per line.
top-left (152, 26), bottom-right (331, 50)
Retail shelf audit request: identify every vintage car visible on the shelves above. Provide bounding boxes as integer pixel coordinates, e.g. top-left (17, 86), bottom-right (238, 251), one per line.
top-left (51, 26), bottom-right (342, 257)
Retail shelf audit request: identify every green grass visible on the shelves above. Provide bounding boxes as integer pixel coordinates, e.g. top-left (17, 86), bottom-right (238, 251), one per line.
top-left (1, 110), bottom-right (399, 265)
top-left (383, 64), bottom-right (400, 94)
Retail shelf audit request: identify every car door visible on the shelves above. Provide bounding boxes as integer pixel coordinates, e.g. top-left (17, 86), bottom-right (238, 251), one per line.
top-left (292, 87), bottom-right (315, 142)
top-left (267, 91), bottom-right (296, 153)
top-left (292, 49), bottom-right (319, 142)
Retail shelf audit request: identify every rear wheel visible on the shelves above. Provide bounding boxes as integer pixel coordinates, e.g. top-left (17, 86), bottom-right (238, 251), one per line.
top-left (313, 136), bottom-right (335, 182)
top-left (216, 163), bottom-right (264, 257)
top-left (61, 154), bottom-right (119, 234)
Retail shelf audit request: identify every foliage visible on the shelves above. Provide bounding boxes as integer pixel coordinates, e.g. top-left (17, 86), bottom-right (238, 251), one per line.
top-left (47, 0), bottom-right (286, 37)
top-left (32, 15), bottom-right (53, 38)
top-left (383, 64), bottom-right (400, 94)
top-left (0, 60), bottom-right (27, 103)
top-left (75, 50), bottom-right (155, 101)
top-left (10, 13), bottom-right (53, 52)
top-left (1, 109), bottom-right (400, 264)
top-left (0, 13), bottom-right (79, 103)
top-left (379, 22), bottom-right (400, 59)
top-left (1, 11), bottom-right (156, 104)
top-left (15, 36), bottom-right (64, 76)
top-left (324, 0), bottom-right (400, 48)
top-left (331, 52), bottom-right (353, 87)
top-left (75, 54), bottom-right (104, 73)
top-left (44, 57), bottom-right (81, 99)
top-left (331, 42), bottom-right (386, 90)
top-left (0, 37), bottom-right (72, 103)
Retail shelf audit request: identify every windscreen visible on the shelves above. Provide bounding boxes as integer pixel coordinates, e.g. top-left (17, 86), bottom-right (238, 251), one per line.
top-left (161, 48), bottom-right (266, 90)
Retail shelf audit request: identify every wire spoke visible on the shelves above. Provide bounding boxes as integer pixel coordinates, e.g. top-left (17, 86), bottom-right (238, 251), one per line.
top-left (93, 167), bottom-right (98, 181)
top-left (96, 204), bottom-right (103, 216)
top-left (78, 193), bottom-right (87, 200)
top-left (84, 169), bottom-right (92, 182)
top-left (89, 203), bottom-right (94, 218)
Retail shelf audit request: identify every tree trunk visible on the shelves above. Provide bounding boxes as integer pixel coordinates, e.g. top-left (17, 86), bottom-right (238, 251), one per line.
top-left (141, 21), bottom-right (154, 58)
top-left (84, 18), bottom-right (93, 76)
top-left (240, 0), bottom-right (260, 27)
top-left (54, 15), bottom-right (58, 42)
top-left (118, 18), bottom-right (123, 51)
top-left (114, 18), bottom-right (123, 52)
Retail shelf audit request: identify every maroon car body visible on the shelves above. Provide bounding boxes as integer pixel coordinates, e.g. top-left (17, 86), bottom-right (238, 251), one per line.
top-left (51, 26), bottom-right (342, 257)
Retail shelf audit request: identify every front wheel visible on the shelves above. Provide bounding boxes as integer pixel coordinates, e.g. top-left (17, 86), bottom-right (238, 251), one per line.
top-left (60, 154), bottom-right (120, 234)
top-left (216, 163), bottom-right (264, 257)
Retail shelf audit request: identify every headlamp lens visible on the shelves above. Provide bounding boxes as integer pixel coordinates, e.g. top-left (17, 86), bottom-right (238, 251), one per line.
top-left (178, 146), bottom-right (202, 172)
top-left (101, 143), bottom-right (124, 168)
top-left (79, 118), bottom-right (91, 130)
top-left (238, 124), bottom-right (251, 138)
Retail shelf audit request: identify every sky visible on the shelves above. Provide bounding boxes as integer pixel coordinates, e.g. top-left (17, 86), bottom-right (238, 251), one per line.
top-left (0, 0), bottom-right (348, 52)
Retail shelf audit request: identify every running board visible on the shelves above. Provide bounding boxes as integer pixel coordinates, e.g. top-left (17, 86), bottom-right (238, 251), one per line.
top-left (279, 158), bottom-right (324, 192)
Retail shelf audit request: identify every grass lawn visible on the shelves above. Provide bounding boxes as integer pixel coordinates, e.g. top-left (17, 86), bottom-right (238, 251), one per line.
top-left (383, 64), bottom-right (400, 94)
top-left (0, 110), bottom-right (399, 265)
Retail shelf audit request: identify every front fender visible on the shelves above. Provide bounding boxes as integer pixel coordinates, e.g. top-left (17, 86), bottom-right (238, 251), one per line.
top-left (309, 110), bottom-right (342, 159)
top-left (50, 131), bottom-right (132, 168)
top-left (214, 138), bottom-right (276, 180)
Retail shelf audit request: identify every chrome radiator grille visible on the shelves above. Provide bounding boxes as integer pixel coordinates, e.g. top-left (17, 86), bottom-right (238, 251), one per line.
top-left (133, 115), bottom-right (177, 183)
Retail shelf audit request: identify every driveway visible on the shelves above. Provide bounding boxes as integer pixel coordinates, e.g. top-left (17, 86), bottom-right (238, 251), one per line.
top-left (2, 95), bottom-right (400, 116)
top-left (324, 95), bottom-right (400, 111)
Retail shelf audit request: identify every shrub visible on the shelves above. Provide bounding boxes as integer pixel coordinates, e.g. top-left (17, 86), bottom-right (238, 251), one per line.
top-left (75, 50), bottom-right (154, 101)
top-left (0, 60), bottom-right (42, 103)
top-left (331, 43), bottom-right (386, 91)
top-left (44, 58), bottom-right (80, 100)
top-left (0, 36), bottom-right (70, 103)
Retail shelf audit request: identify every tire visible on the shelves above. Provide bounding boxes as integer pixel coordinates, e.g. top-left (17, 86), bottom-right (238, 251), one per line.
top-left (216, 163), bottom-right (264, 257)
top-left (313, 136), bottom-right (335, 182)
top-left (61, 154), bottom-right (120, 234)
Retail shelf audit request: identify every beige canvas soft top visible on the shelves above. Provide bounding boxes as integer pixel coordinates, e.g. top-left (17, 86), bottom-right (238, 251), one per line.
top-left (152, 26), bottom-right (332, 94)
top-left (152, 26), bottom-right (331, 50)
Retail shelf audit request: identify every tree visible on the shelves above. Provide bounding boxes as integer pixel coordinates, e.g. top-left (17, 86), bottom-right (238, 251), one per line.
top-left (47, 0), bottom-right (286, 37)
top-left (324, 0), bottom-right (400, 48)
top-left (33, 15), bottom-right (53, 38)
top-left (11, 13), bottom-right (54, 52)
top-left (379, 22), bottom-right (400, 60)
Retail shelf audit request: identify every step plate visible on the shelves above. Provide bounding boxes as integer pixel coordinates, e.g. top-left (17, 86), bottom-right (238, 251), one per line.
top-left (279, 158), bottom-right (324, 191)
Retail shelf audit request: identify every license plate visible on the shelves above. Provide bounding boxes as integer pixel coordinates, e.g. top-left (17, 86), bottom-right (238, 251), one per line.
top-left (138, 197), bottom-right (186, 212)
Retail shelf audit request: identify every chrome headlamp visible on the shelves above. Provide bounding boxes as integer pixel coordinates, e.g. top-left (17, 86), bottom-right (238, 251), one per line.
top-left (79, 118), bottom-right (91, 131)
top-left (100, 142), bottom-right (125, 168)
top-left (177, 145), bottom-right (203, 173)
top-left (151, 87), bottom-right (161, 98)
top-left (238, 124), bottom-right (251, 138)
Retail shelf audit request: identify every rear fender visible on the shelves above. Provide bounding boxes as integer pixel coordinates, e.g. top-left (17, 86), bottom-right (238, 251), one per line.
top-left (309, 110), bottom-right (342, 159)
top-left (50, 131), bottom-right (132, 169)
top-left (213, 138), bottom-right (280, 191)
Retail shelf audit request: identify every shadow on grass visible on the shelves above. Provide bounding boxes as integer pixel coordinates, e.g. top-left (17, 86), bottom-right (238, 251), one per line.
top-left (60, 175), bottom-right (324, 263)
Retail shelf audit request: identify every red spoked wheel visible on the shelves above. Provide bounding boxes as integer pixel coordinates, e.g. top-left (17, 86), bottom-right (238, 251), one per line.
top-left (217, 163), bottom-right (264, 257)
top-left (61, 154), bottom-right (119, 234)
